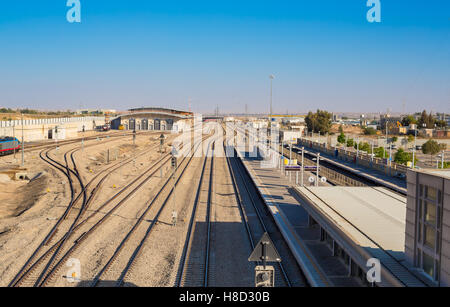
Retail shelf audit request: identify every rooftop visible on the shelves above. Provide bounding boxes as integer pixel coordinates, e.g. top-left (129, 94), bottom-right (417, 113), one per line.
top-left (295, 186), bottom-right (426, 287)
top-left (414, 168), bottom-right (450, 180)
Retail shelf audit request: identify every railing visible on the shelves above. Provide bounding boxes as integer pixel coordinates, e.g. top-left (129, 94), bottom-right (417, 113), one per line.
top-left (297, 139), bottom-right (408, 178)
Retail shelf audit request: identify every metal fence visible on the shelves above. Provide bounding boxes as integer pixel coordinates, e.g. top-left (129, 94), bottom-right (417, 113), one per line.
top-left (297, 139), bottom-right (408, 178)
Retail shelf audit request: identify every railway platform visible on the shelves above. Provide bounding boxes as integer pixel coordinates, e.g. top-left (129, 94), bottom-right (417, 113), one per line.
top-left (296, 145), bottom-right (407, 195)
top-left (235, 149), bottom-right (364, 287)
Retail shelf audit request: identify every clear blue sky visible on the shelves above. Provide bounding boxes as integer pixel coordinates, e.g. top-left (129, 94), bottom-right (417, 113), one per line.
top-left (0, 0), bottom-right (449, 114)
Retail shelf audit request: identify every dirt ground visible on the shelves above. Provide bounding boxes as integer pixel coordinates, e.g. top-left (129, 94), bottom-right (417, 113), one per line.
top-left (0, 127), bottom-right (289, 287)
top-left (0, 131), bottom-right (173, 286)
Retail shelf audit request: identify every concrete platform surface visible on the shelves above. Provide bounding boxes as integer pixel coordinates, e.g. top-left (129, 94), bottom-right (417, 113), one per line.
top-left (236, 149), bottom-right (363, 287)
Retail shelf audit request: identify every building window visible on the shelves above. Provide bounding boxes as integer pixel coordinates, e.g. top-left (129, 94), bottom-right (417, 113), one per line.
top-left (415, 183), bottom-right (442, 282)
top-left (422, 252), bottom-right (435, 279)
top-left (424, 201), bottom-right (436, 225)
top-left (424, 225), bottom-right (436, 249)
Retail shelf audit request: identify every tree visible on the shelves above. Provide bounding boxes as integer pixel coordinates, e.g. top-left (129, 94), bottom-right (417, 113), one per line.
top-left (346, 138), bottom-right (354, 148)
top-left (363, 127), bottom-right (377, 135)
top-left (394, 148), bottom-right (414, 166)
top-left (418, 110), bottom-right (435, 128)
top-left (374, 147), bottom-right (387, 158)
top-left (337, 132), bottom-right (346, 144)
top-left (407, 134), bottom-right (415, 143)
top-left (436, 120), bottom-right (447, 128)
top-left (391, 136), bottom-right (398, 143)
top-left (401, 115), bottom-right (417, 127)
top-left (355, 142), bottom-right (371, 153)
top-left (422, 139), bottom-right (441, 164)
top-left (305, 110), bottom-right (332, 134)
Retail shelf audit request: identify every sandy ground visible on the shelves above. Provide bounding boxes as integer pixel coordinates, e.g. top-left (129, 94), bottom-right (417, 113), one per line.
top-left (0, 131), bottom-right (172, 286)
top-left (0, 127), bottom-right (304, 287)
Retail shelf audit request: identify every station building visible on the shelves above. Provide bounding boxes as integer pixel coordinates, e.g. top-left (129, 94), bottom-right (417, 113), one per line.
top-left (110, 108), bottom-right (192, 132)
top-left (405, 169), bottom-right (450, 286)
top-left (293, 186), bottom-right (427, 287)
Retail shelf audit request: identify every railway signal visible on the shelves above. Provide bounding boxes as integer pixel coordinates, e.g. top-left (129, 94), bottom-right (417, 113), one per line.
top-left (248, 232), bottom-right (281, 288)
top-left (171, 157), bottom-right (177, 168)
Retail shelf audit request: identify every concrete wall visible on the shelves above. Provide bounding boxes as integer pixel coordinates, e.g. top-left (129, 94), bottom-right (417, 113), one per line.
top-left (0, 116), bottom-right (105, 142)
top-left (405, 169), bottom-right (418, 267)
top-left (406, 169), bottom-right (450, 287)
top-left (281, 130), bottom-right (305, 143)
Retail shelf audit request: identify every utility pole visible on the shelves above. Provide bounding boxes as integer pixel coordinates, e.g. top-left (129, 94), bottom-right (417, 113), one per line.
top-left (269, 75), bottom-right (274, 123)
top-left (160, 134), bottom-right (165, 178)
top-left (371, 141), bottom-right (374, 163)
top-left (280, 141), bottom-right (284, 175)
top-left (171, 153), bottom-right (178, 226)
top-left (289, 142), bottom-right (293, 182)
top-left (12, 120), bottom-right (16, 159)
top-left (389, 143), bottom-right (392, 174)
top-left (301, 147), bottom-right (305, 187)
top-left (412, 129), bottom-right (417, 169)
top-left (21, 113), bottom-right (24, 167)
top-left (316, 153), bottom-right (320, 187)
top-left (356, 137), bottom-right (360, 160)
top-left (385, 122), bottom-right (388, 159)
top-left (81, 125), bottom-right (85, 155)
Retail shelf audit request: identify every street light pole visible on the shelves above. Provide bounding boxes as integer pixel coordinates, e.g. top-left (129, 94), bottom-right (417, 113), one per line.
top-left (289, 142), bottom-right (293, 182)
top-left (384, 122), bottom-right (388, 159)
top-left (269, 75), bottom-right (274, 152)
top-left (269, 75), bottom-right (274, 122)
top-left (371, 141), bottom-right (374, 163)
top-left (412, 130), bottom-right (417, 169)
top-left (316, 153), bottom-right (320, 187)
top-left (301, 147), bottom-right (305, 187)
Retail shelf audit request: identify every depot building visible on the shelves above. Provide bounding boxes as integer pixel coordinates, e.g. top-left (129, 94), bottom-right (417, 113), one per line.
top-left (110, 107), bottom-right (192, 133)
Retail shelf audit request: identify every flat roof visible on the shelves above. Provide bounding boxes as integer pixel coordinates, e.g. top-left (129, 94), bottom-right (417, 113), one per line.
top-left (414, 168), bottom-right (450, 180)
top-left (298, 186), bottom-right (405, 254)
top-left (295, 186), bottom-right (426, 287)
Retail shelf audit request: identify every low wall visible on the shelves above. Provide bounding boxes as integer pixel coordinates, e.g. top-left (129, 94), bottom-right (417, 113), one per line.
top-left (0, 116), bottom-right (105, 142)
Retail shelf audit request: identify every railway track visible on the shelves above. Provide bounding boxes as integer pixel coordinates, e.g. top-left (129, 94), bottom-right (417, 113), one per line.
top-left (176, 139), bottom-right (216, 287)
top-left (225, 141), bottom-right (308, 287)
top-left (24, 131), bottom-right (148, 153)
top-left (9, 133), bottom-right (170, 287)
top-left (90, 133), bottom-right (214, 287)
top-left (8, 146), bottom-right (86, 287)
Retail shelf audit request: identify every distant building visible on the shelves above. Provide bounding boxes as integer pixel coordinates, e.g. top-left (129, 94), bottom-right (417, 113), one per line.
top-left (405, 169), bottom-right (450, 286)
top-left (110, 107), bottom-right (192, 133)
top-left (380, 114), bottom-right (402, 130)
top-left (280, 130), bottom-right (304, 143)
top-left (360, 114), bottom-right (369, 126)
